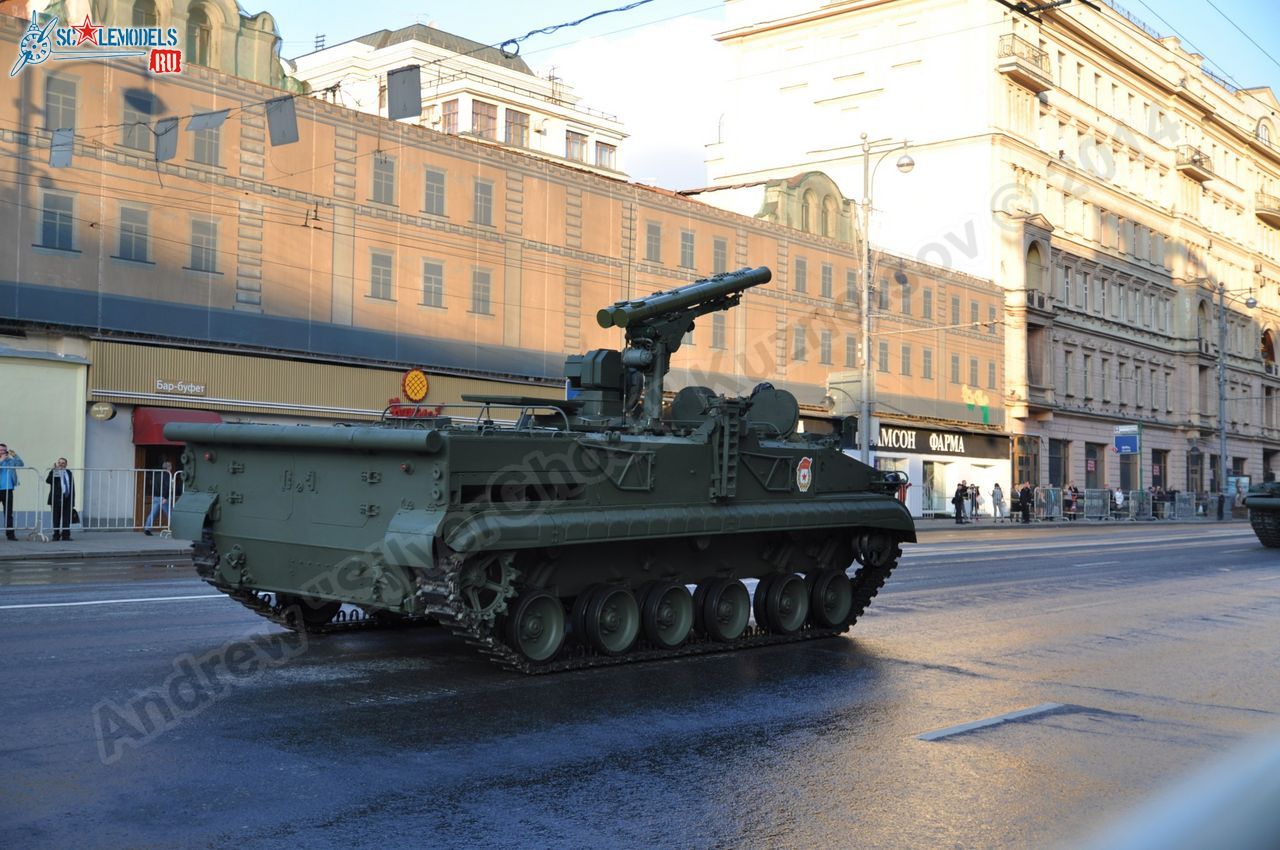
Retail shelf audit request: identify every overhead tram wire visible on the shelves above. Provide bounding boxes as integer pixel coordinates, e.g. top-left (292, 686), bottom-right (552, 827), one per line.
top-left (1198, 0), bottom-right (1280, 78)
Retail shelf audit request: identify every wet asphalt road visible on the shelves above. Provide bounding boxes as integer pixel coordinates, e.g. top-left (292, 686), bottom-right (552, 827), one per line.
top-left (2, 524), bottom-right (1279, 850)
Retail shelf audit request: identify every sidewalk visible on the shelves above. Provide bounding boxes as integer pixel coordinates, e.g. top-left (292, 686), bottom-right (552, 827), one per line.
top-left (0, 531), bottom-right (193, 563)
top-left (914, 515), bottom-right (1248, 536)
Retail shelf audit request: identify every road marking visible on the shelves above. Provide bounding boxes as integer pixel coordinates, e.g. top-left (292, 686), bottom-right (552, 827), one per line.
top-left (918, 702), bottom-right (1067, 741)
top-left (0, 594), bottom-right (223, 610)
top-left (1076, 560), bottom-right (1119, 566)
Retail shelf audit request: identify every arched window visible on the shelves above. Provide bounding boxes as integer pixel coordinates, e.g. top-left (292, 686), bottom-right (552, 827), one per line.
top-left (800, 190), bottom-right (815, 233)
top-left (1263, 329), bottom-right (1276, 365)
top-left (1259, 120), bottom-right (1272, 146)
top-left (1197, 302), bottom-right (1210, 340)
top-left (821, 195), bottom-right (836, 238)
top-left (187, 5), bottom-right (212, 66)
top-left (1025, 243), bottom-right (1043, 291)
top-left (132, 0), bottom-right (157, 27)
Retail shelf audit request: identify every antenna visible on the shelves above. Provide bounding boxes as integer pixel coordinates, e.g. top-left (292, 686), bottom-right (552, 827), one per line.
top-left (315, 34), bottom-right (325, 51)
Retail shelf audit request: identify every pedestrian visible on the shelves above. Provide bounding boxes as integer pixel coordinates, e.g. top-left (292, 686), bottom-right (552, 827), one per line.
top-left (143, 461), bottom-right (173, 536)
top-left (45, 457), bottom-right (76, 541)
top-left (0, 444), bottom-right (23, 541)
top-left (968, 483), bottom-right (981, 523)
top-left (952, 480), bottom-right (968, 524)
top-left (1019, 481), bottom-right (1033, 524)
top-left (1065, 483), bottom-right (1079, 520)
top-left (992, 482), bottom-right (1006, 521)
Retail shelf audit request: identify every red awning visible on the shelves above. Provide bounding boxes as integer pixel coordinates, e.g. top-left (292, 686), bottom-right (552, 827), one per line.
top-left (131, 407), bottom-right (222, 445)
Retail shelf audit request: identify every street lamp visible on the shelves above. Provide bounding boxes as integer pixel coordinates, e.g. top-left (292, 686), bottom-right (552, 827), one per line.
top-left (822, 384), bottom-right (857, 413)
top-left (1212, 280), bottom-right (1257, 519)
top-left (858, 132), bottom-right (914, 465)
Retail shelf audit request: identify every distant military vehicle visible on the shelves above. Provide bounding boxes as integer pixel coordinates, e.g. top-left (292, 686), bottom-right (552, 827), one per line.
top-left (169, 266), bottom-right (915, 673)
top-left (1245, 482), bottom-right (1280, 547)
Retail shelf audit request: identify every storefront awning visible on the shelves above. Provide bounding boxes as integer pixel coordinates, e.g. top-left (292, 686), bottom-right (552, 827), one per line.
top-left (132, 407), bottom-right (222, 445)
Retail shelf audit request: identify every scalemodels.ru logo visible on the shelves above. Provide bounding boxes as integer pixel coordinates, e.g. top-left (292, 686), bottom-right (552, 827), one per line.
top-left (9, 14), bottom-right (183, 77)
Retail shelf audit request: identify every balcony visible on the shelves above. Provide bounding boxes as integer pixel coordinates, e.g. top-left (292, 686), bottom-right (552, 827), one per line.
top-left (1176, 145), bottom-right (1215, 182)
top-left (1258, 191), bottom-right (1280, 228)
top-left (996, 34), bottom-right (1052, 94)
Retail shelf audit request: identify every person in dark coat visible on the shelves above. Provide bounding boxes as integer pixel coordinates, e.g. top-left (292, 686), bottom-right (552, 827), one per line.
top-left (1019, 482), bottom-right (1033, 524)
top-left (952, 481), bottom-right (968, 524)
top-left (45, 458), bottom-right (76, 541)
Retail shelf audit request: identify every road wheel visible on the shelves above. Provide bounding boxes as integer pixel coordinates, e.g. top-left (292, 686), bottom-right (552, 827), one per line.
top-left (700, 578), bottom-right (750, 642)
top-left (582, 586), bottom-right (640, 656)
top-left (506, 590), bottom-right (565, 663)
top-left (762, 573), bottom-right (809, 634)
top-left (808, 569), bottom-right (853, 628)
top-left (641, 582), bottom-right (693, 650)
top-left (753, 574), bottom-right (777, 628)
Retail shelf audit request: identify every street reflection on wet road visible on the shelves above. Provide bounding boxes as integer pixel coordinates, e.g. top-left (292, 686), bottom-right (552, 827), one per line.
top-left (2, 525), bottom-right (1278, 849)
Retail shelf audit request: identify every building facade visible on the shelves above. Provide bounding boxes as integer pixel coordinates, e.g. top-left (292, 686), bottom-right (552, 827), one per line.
top-left (709, 0), bottom-right (1280, 494)
top-left (291, 23), bottom-right (627, 179)
top-left (1, 7), bottom-right (1004, 517)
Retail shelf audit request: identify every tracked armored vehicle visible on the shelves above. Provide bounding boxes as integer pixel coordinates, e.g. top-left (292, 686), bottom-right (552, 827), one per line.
top-left (1245, 482), bottom-right (1280, 547)
top-left (168, 266), bottom-right (915, 673)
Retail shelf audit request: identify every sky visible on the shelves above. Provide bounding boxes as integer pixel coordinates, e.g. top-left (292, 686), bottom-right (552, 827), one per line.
top-left (250, 0), bottom-right (1280, 190)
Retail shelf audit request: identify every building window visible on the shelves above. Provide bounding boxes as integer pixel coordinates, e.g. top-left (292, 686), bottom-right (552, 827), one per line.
top-left (969, 357), bottom-right (979, 386)
top-left (950, 295), bottom-right (961, 323)
top-left (988, 305), bottom-right (997, 333)
top-left (712, 313), bottom-right (726, 349)
top-left (441, 100), bottom-right (458, 134)
top-left (820, 330), bottom-right (832, 364)
top-left (950, 353), bottom-right (960, 384)
top-left (923, 348), bottom-right (933, 379)
top-left (471, 268), bottom-right (492, 314)
top-left (900, 344), bottom-right (912, 376)
top-left (923, 288), bottom-right (933, 320)
top-left (44, 75), bottom-right (76, 131)
top-left (794, 257), bottom-right (807, 293)
top-left (680, 231), bottom-right (695, 269)
top-left (793, 326), bottom-right (806, 361)
top-left (424, 168), bottom-right (446, 216)
top-left (472, 101), bottom-right (497, 139)
top-left (370, 251), bottom-right (394, 300)
top-left (970, 300), bottom-right (979, 326)
top-left (713, 238), bottom-right (727, 275)
top-left (122, 91), bottom-right (155, 152)
top-left (900, 279), bottom-right (911, 315)
top-left (566, 131), bottom-right (587, 162)
top-left (645, 222), bottom-right (661, 263)
top-left (187, 6), bottom-right (211, 66)
top-left (193, 122), bottom-right (219, 166)
top-left (878, 341), bottom-right (889, 373)
top-left (118, 206), bottom-right (149, 262)
top-left (132, 0), bottom-right (157, 27)
top-left (821, 264), bottom-right (833, 298)
top-left (422, 260), bottom-right (444, 307)
top-left (845, 335), bottom-right (856, 368)
top-left (372, 156), bottom-right (396, 205)
top-left (595, 142), bottom-right (616, 169)
top-left (40, 193), bottom-right (74, 251)
top-left (878, 278), bottom-right (889, 311)
top-left (846, 269), bottom-right (857, 304)
top-left (987, 361), bottom-right (996, 389)
top-left (189, 218), bottom-right (217, 272)
top-left (503, 108), bottom-right (528, 146)
top-left (473, 179), bottom-right (493, 226)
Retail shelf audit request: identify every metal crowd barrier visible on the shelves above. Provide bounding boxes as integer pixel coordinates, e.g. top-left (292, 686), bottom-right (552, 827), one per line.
top-left (8, 466), bottom-right (181, 542)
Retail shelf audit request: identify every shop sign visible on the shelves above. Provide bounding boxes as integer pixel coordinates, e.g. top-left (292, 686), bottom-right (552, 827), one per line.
top-left (869, 424), bottom-right (1005, 459)
top-left (89, 401), bottom-right (116, 421)
top-left (155, 379), bottom-right (207, 396)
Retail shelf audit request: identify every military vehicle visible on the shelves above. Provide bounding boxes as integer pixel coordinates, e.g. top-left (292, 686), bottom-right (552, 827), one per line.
top-left (168, 266), bottom-right (915, 673)
top-left (1244, 482), bottom-right (1280, 547)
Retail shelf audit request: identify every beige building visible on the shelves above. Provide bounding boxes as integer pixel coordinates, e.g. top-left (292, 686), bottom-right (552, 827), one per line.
top-left (0, 6), bottom-right (1004, 517)
top-left (709, 0), bottom-right (1280, 495)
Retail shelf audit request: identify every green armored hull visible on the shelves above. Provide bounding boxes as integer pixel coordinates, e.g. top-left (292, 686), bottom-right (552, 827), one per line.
top-left (1245, 481), bottom-right (1280, 547)
top-left (168, 267), bottom-right (916, 672)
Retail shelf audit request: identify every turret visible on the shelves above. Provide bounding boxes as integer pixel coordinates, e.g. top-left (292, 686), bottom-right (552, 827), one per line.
top-left (592, 267), bottom-right (772, 425)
